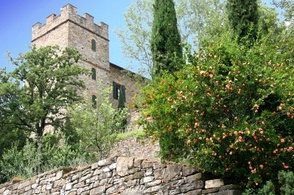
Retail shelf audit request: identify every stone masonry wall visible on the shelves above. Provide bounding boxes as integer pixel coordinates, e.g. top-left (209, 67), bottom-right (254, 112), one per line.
top-left (0, 156), bottom-right (242, 195)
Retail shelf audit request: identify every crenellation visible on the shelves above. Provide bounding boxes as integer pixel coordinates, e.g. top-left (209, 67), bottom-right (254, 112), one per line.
top-left (46, 14), bottom-right (56, 25)
top-left (32, 4), bottom-right (108, 41)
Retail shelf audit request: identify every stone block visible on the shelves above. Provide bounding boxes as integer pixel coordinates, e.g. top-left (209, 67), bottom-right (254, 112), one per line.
top-left (98, 158), bottom-right (112, 167)
top-left (133, 171), bottom-right (144, 179)
top-left (103, 167), bottom-right (111, 172)
top-left (31, 183), bottom-right (38, 189)
top-left (180, 181), bottom-right (204, 193)
top-left (55, 170), bottom-right (64, 180)
top-left (153, 162), bottom-right (166, 169)
top-left (182, 166), bottom-right (198, 177)
top-left (205, 179), bottom-right (224, 189)
top-left (143, 185), bottom-right (161, 193)
top-left (145, 168), bottom-right (153, 176)
top-left (154, 169), bottom-right (164, 179)
top-left (93, 168), bottom-right (103, 176)
top-left (99, 172), bottom-right (112, 179)
top-left (134, 158), bottom-right (143, 167)
top-left (214, 190), bottom-right (242, 195)
top-left (185, 189), bottom-right (202, 195)
top-left (68, 189), bottom-right (78, 195)
top-left (3, 190), bottom-right (10, 195)
top-left (185, 173), bottom-right (203, 183)
top-left (117, 157), bottom-right (134, 176)
top-left (17, 180), bottom-right (31, 189)
top-left (202, 187), bottom-right (220, 194)
top-left (219, 184), bottom-right (241, 191)
top-left (65, 183), bottom-right (72, 190)
top-left (91, 162), bottom-right (99, 170)
top-left (141, 160), bottom-right (153, 168)
top-left (90, 186), bottom-right (105, 195)
top-left (163, 165), bottom-right (182, 182)
top-left (129, 168), bottom-right (140, 174)
top-left (109, 163), bottom-right (117, 170)
top-left (146, 179), bottom-right (162, 187)
top-left (141, 176), bottom-right (154, 184)
top-left (169, 188), bottom-right (181, 195)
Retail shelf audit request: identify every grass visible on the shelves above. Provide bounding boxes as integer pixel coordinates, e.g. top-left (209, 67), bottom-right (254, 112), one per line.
top-left (115, 129), bottom-right (146, 141)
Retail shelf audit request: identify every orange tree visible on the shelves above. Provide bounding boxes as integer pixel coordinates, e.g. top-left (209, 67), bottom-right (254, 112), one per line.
top-left (137, 32), bottom-right (294, 190)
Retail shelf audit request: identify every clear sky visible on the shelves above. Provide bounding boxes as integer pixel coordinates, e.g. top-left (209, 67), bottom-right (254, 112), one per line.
top-left (0, 0), bottom-right (277, 73)
top-left (0, 0), bottom-right (132, 72)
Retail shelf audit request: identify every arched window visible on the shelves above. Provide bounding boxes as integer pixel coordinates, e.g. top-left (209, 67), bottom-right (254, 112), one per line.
top-left (91, 39), bottom-right (96, 51)
top-left (91, 68), bottom-right (96, 80)
top-left (92, 95), bottom-right (97, 108)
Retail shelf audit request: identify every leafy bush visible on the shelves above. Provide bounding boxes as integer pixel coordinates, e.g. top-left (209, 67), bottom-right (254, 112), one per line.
top-left (0, 137), bottom-right (93, 183)
top-left (67, 87), bottom-right (129, 160)
top-left (243, 171), bottom-right (294, 194)
top-left (137, 32), bottom-right (294, 189)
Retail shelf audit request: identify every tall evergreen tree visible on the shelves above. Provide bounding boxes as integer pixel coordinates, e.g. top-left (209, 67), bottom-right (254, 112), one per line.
top-left (150, 0), bottom-right (182, 77)
top-left (227, 0), bottom-right (259, 44)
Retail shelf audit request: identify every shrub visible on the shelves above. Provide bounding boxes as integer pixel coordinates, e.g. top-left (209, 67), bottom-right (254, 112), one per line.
top-left (138, 32), bottom-right (294, 189)
top-left (67, 87), bottom-right (129, 160)
top-left (0, 137), bottom-right (94, 183)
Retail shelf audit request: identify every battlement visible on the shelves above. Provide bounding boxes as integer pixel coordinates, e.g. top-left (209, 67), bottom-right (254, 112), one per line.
top-left (32, 4), bottom-right (108, 42)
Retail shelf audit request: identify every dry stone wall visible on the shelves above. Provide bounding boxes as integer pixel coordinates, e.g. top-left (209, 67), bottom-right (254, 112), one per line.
top-left (0, 156), bottom-right (242, 195)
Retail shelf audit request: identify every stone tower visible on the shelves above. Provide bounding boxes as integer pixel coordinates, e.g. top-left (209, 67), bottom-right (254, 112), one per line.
top-left (32, 4), bottom-right (110, 97)
top-left (31, 4), bottom-right (144, 109)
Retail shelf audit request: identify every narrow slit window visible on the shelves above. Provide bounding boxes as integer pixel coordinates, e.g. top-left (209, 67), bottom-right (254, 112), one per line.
top-left (91, 39), bottom-right (96, 51)
top-left (92, 95), bottom-right (97, 108)
top-left (91, 68), bottom-right (96, 80)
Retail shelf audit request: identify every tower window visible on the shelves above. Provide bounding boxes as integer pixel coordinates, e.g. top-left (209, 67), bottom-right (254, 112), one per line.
top-left (91, 39), bottom-right (96, 51)
top-left (91, 68), bottom-right (96, 80)
top-left (92, 95), bottom-right (97, 108)
top-left (113, 81), bottom-right (126, 102)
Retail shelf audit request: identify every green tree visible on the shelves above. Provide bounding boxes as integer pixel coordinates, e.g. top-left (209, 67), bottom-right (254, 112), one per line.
top-left (0, 68), bottom-right (27, 159)
top-left (138, 31), bottom-right (294, 189)
top-left (67, 88), bottom-right (128, 160)
top-left (227, 0), bottom-right (259, 44)
top-left (116, 0), bottom-right (281, 76)
top-left (150, 0), bottom-right (182, 77)
top-left (1, 46), bottom-right (87, 173)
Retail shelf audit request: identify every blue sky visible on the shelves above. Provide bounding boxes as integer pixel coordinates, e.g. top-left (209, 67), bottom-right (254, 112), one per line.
top-left (0, 0), bottom-right (132, 72)
top-left (0, 0), bottom-right (277, 73)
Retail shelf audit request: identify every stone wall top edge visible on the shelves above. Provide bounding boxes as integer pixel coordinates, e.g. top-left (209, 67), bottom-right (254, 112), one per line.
top-left (0, 156), bottom-right (199, 188)
top-left (32, 3), bottom-right (108, 37)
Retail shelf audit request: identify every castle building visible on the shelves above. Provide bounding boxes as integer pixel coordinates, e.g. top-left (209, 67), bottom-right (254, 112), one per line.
top-left (32, 4), bottom-right (142, 108)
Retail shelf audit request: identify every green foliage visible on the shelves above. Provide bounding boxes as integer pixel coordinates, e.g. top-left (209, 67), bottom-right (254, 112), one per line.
top-left (0, 137), bottom-right (94, 183)
top-left (138, 31), bottom-right (294, 189)
top-left (227, 0), bottom-right (259, 44)
top-left (243, 171), bottom-right (294, 194)
top-left (0, 46), bottom-right (87, 174)
top-left (67, 87), bottom-right (129, 160)
top-left (115, 129), bottom-right (146, 141)
top-left (279, 170), bottom-right (294, 195)
top-left (150, 0), bottom-right (182, 77)
top-left (0, 68), bottom-right (28, 158)
top-left (5, 45), bottom-right (87, 137)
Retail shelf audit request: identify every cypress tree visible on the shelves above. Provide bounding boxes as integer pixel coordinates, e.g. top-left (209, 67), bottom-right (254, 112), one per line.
top-left (150, 0), bottom-right (182, 77)
top-left (227, 0), bottom-right (259, 44)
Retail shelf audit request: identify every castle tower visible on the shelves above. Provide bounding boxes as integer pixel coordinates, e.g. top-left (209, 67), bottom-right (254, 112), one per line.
top-left (32, 4), bottom-right (145, 112)
top-left (32, 4), bottom-right (110, 96)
